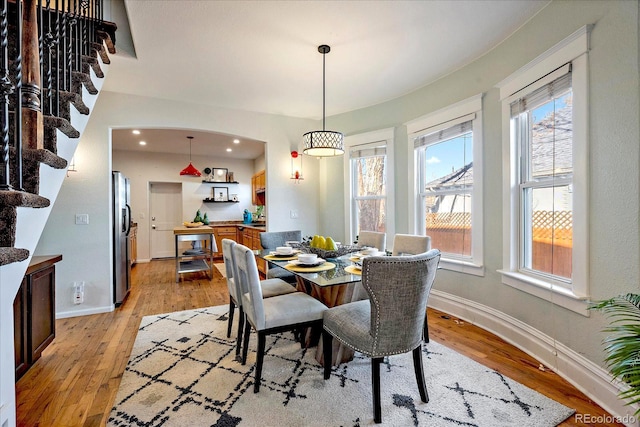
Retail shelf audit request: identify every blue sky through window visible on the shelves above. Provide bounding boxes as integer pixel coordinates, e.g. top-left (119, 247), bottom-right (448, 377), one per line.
top-left (424, 133), bottom-right (472, 182)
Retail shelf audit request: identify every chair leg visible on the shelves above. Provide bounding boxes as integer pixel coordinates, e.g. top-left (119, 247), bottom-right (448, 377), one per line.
top-left (372, 357), bottom-right (382, 423)
top-left (241, 320), bottom-right (251, 365)
top-left (227, 297), bottom-right (235, 338)
top-left (254, 331), bottom-right (266, 393)
top-left (412, 346), bottom-right (429, 403)
top-left (323, 330), bottom-right (333, 379)
top-left (423, 312), bottom-right (430, 343)
top-left (235, 307), bottom-right (245, 360)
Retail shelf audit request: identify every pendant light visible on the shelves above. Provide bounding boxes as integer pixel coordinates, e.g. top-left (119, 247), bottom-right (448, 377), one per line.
top-left (180, 136), bottom-right (202, 176)
top-left (302, 45), bottom-right (344, 157)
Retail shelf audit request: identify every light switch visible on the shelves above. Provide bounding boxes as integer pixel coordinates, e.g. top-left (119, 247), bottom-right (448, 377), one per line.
top-left (290, 210), bottom-right (299, 219)
top-left (75, 214), bottom-right (89, 225)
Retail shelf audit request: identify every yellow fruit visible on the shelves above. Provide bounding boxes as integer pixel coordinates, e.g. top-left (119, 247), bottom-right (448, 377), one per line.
top-left (310, 235), bottom-right (319, 248)
top-left (317, 236), bottom-right (326, 250)
top-left (326, 237), bottom-right (338, 250)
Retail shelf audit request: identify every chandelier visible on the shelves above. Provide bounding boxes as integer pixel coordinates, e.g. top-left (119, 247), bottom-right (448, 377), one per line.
top-left (302, 45), bottom-right (344, 157)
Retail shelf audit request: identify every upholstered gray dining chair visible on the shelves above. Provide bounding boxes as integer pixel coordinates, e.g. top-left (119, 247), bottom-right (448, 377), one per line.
top-left (221, 239), bottom-right (296, 358)
top-left (259, 230), bottom-right (302, 283)
top-left (234, 243), bottom-right (328, 393)
top-left (357, 231), bottom-right (386, 252)
top-left (391, 233), bottom-right (433, 342)
top-left (322, 249), bottom-right (441, 423)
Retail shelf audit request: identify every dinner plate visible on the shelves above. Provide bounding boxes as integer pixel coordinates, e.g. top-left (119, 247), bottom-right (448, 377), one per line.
top-left (291, 258), bottom-right (325, 268)
top-left (269, 251), bottom-right (296, 258)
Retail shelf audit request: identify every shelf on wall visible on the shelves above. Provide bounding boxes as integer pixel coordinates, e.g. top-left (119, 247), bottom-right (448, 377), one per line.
top-left (203, 199), bottom-right (240, 203)
top-left (202, 181), bottom-right (239, 184)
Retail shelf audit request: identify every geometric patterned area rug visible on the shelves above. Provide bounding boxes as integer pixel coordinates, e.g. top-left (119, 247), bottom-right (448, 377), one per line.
top-left (108, 306), bottom-right (575, 427)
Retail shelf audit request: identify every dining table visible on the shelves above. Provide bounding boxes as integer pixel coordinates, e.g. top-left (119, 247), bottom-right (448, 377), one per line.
top-left (255, 247), bottom-right (367, 367)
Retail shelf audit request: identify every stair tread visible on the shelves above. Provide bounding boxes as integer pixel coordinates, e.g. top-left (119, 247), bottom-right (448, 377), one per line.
top-left (23, 148), bottom-right (68, 169)
top-left (0, 190), bottom-right (50, 208)
top-left (0, 247), bottom-right (29, 266)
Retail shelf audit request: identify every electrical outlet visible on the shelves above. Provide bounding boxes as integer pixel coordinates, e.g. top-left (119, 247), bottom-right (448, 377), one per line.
top-left (73, 281), bottom-right (85, 304)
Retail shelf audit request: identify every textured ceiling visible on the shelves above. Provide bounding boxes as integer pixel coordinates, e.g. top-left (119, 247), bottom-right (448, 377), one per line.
top-left (108, 0), bottom-right (549, 157)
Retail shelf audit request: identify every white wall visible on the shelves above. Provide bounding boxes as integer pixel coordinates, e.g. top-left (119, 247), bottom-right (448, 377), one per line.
top-left (112, 150), bottom-right (258, 262)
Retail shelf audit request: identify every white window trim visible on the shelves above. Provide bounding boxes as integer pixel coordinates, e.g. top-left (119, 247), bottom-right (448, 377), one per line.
top-left (343, 128), bottom-right (395, 246)
top-left (496, 25), bottom-right (591, 315)
top-left (405, 94), bottom-right (484, 276)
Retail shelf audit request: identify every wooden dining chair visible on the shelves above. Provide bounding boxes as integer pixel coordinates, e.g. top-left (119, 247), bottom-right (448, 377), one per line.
top-left (357, 231), bottom-right (386, 251)
top-left (221, 239), bottom-right (296, 359)
top-left (233, 243), bottom-right (328, 393)
top-left (322, 250), bottom-right (441, 423)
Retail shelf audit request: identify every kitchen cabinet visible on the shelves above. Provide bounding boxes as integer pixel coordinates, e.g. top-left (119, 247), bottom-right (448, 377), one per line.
top-left (130, 224), bottom-right (137, 266)
top-left (14, 255), bottom-right (61, 381)
top-left (212, 225), bottom-right (237, 258)
top-left (241, 226), bottom-right (266, 274)
top-left (251, 170), bottom-right (265, 206)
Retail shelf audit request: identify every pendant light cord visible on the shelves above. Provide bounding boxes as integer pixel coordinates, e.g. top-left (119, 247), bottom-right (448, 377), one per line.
top-left (322, 49), bottom-right (326, 131)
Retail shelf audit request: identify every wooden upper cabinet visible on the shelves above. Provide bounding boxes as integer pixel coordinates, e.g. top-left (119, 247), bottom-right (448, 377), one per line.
top-left (251, 170), bottom-right (265, 206)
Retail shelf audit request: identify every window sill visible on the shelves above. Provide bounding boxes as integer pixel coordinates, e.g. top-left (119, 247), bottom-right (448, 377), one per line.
top-left (499, 270), bottom-right (589, 316)
top-left (440, 258), bottom-right (484, 277)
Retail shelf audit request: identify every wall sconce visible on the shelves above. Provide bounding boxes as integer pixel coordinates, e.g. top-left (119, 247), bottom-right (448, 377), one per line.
top-left (290, 151), bottom-right (303, 183)
top-left (66, 156), bottom-right (77, 177)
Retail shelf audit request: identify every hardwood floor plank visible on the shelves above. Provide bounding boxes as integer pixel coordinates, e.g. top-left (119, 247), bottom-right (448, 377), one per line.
top-left (14, 259), bottom-right (623, 426)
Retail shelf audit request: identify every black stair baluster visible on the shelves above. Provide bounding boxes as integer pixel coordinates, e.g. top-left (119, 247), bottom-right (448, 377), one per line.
top-left (53, 0), bottom-right (59, 117)
top-left (13, 0), bottom-right (24, 191)
top-left (0, 0), bottom-right (14, 190)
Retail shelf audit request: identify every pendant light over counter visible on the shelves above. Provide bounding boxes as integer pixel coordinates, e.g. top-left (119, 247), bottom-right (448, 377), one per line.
top-left (180, 136), bottom-right (202, 177)
top-left (302, 45), bottom-right (344, 157)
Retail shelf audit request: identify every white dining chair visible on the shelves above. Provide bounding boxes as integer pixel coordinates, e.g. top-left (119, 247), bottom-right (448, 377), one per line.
top-left (221, 239), bottom-right (296, 359)
top-left (357, 231), bottom-right (386, 252)
top-left (234, 243), bottom-right (328, 393)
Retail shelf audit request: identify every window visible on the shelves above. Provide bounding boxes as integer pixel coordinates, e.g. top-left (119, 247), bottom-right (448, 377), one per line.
top-left (406, 95), bottom-right (484, 275)
top-left (497, 25), bottom-right (590, 314)
top-left (344, 129), bottom-right (394, 246)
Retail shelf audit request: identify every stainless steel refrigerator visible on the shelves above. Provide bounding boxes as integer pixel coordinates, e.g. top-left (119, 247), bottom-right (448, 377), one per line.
top-left (113, 171), bottom-right (132, 306)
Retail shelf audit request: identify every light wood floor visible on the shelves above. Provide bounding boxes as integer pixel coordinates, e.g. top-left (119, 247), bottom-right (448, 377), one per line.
top-left (15, 259), bottom-right (622, 426)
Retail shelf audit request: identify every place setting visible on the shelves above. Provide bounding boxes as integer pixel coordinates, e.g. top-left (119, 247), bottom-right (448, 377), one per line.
top-left (285, 252), bottom-right (336, 272)
top-left (263, 246), bottom-right (300, 261)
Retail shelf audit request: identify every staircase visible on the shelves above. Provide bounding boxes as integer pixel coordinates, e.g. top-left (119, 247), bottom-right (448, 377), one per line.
top-left (0, 0), bottom-right (115, 424)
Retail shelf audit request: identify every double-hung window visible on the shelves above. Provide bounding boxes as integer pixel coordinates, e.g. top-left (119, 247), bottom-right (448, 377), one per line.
top-left (344, 129), bottom-right (395, 246)
top-left (498, 26), bottom-right (590, 314)
top-left (406, 95), bottom-right (483, 275)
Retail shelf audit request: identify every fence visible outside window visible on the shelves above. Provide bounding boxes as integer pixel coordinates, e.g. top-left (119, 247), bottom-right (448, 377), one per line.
top-left (497, 25), bottom-right (590, 313)
top-left (351, 141), bottom-right (387, 237)
top-left (416, 120), bottom-right (473, 258)
top-left (407, 94), bottom-right (484, 275)
top-left (511, 69), bottom-right (573, 282)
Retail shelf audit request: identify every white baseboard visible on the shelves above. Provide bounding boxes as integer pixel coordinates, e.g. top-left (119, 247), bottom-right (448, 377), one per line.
top-left (56, 304), bottom-right (114, 319)
top-left (429, 290), bottom-right (640, 426)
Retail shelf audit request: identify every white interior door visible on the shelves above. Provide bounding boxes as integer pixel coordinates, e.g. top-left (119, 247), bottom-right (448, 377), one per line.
top-left (150, 182), bottom-right (182, 258)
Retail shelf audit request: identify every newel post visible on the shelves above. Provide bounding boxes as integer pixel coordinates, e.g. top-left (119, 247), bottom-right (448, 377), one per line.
top-left (21, 0), bottom-right (43, 151)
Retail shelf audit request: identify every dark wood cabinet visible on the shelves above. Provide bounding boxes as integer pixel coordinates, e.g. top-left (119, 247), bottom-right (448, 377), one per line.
top-left (14, 255), bottom-right (61, 381)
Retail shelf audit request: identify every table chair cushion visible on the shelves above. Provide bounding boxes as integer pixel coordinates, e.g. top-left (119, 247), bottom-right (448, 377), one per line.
top-left (243, 291), bottom-right (327, 330)
top-left (323, 300), bottom-right (373, 354)
top-left (260, 278), bottom-right (296, 298)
